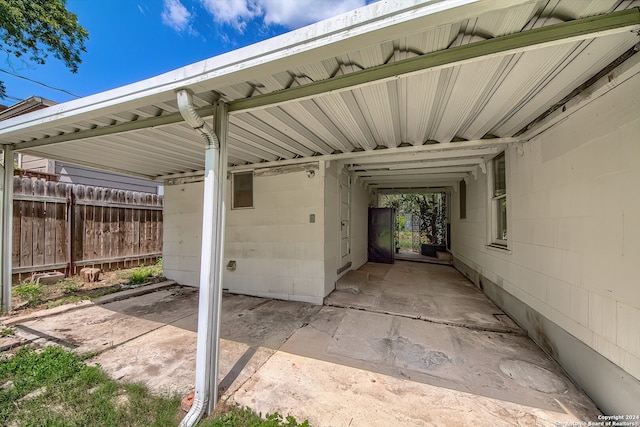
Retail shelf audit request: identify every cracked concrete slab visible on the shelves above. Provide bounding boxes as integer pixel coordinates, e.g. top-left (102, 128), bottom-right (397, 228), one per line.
top-left (13, 303), bottom-right (165, 354)
top-left (231, 350), bottom-right (586, 427)
top-left (3, 263), bottom-right (603, 426)
top-left (325, 261), bottom-right (521, 333)
top-left (274, 306), bottom-right (598, 423)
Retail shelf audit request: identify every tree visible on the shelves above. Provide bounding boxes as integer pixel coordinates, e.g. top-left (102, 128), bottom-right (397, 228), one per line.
top-left (381, 192), bottom-right (447, 246)
top-left (0, 0), bottom-right (88, 99)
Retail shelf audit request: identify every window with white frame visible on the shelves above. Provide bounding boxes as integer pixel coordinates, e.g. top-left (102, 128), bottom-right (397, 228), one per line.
top-left (232, 171), bottom-right (253, 209)
top-left (491, 152), bottom-right (507, 246)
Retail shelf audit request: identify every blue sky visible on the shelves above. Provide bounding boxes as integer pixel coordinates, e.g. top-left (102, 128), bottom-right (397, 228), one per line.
top-left (1, 0), bottom-right (378, 106)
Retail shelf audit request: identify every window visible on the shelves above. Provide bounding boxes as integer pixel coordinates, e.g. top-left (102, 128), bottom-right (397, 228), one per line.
top-left (459, 179), bottom-right (466, 220)
top-left (232, 171), bottom-right (253, 209)
top-left (491, 152), bottom-right (507, 246)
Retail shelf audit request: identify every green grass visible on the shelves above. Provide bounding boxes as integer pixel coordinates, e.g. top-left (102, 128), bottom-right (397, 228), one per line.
top-left (0, 326), bottom-right (15, 338)
top-left (87, 286), bottom-right (122, 299)
top-left (118, 259), bottom-right (164, 285)
top-left (46, 295), bottom-right (89, 309)
top-left (13, 281), bottom-right (44, 306)
top-left (0, 346), bottom-right (181, 427)
top-left (57, 277), bottom-right (84, 294)
top-left (0, 346), bottom-right (309, 427)
top-left (128, 266), bottom-right (157, 285)
top-left (200, 407), bottom-right (309, 427)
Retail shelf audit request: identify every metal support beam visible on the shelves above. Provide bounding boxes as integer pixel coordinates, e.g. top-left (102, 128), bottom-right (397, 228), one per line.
top-left (1, 145), bottom-right (14, 312)
top-left (354, 166), bottom-right (475, 177)
top-left (360, 172), bottom-right (468, 182)
top-left (14, 105), bottom-right (216, 150)
top-left (178, 98), bottom-right (228, 427)
top-left (159, 139), bottom-right (515, 179)
top-left (208, 101), bottom-right (228, 414)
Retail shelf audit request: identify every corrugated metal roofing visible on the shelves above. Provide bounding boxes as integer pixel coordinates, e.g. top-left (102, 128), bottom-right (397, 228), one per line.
top-left (1, 0), bottom-right (639, 190)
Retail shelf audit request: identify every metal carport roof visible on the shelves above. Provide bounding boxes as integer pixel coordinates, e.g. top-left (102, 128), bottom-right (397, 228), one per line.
top-left (1, 0), bottom-right (639, 190)
top-left (2, 1), bottom-right (640, 422)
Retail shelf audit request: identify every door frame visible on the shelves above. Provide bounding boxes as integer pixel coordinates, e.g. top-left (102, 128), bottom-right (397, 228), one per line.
top-left (338, 167), bottom-right (351, 273)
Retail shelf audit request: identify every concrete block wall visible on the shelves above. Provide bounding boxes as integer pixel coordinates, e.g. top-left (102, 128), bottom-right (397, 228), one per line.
top-left (450, 71), bottom-right (640, 412)
top-left (163, 181), bottom-right (205, 286)
top-left (164, 161), bottom-right (358, 305)
top-left (225, 165), bottom-right (326, 304)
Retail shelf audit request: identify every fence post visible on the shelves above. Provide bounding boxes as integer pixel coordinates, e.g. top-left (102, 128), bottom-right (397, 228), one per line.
top-left (66, 187), bottom-right (75, 276)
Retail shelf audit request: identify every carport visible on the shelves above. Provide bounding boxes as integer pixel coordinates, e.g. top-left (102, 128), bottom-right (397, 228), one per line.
top-left (2, 0), bottom-right (640, 423)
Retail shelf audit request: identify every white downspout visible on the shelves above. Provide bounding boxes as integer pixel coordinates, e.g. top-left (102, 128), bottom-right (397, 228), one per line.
top-left (177, 91), bottom-right (227, 427)
top-left (1, 145), bottom-right (14, 313)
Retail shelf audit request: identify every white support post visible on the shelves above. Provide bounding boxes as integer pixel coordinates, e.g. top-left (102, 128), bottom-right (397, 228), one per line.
top-left (185, 100), bottom-right (228, 422)
top-left (191, 135), bottom-right (218, 419)
top-left (1, 145), bottom-right (14, 313)
top-left (177, 92), bottom-right (228, 427)
top-left (207, 100), bottom-right (228, 414)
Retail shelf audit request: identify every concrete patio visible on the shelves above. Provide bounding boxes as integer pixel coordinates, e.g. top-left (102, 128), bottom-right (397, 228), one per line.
top-left (2, 261), bottom-right (602, 426)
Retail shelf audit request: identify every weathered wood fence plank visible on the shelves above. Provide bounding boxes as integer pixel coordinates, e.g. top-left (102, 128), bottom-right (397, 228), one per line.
top-left (55, 183), bottom-right (66, 265)
top-left (11, 177), bottom-right (163, 281)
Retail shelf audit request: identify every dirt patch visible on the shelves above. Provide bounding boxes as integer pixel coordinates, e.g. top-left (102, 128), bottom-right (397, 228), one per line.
top-left (8, 269), bottom-right (166, 317)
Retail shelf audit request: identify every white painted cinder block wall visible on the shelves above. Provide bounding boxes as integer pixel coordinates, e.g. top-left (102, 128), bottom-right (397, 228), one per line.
top-left (451, 72), bottom-right (640, 384)
top-left (164, 162), bottom-right (369, 304)
top-left (224, 165), bottom-right (326, 304)
top-left (163, 181), bottom-right (205, 286)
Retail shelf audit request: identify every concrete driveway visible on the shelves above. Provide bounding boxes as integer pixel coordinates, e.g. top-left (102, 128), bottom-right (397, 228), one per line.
top-left (1, 262), bottom-right (602, 426)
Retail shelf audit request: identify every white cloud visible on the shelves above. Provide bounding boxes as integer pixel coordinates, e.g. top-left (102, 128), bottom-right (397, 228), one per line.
top-left (161, 0), bottom-right (193, 32)
top-left (198, 0), bottom-right (368, 31)
top-left (260, 0), bottom-right (367, 28)
top-left (199, 0), bottom-right (262, 32)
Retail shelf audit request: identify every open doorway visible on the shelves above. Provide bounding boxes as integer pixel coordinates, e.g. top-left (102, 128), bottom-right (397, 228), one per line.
top-left (379, 192), bottom-right (449, 262)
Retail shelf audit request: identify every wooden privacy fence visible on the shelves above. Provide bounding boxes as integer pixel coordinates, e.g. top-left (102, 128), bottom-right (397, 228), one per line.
top-left (12, 176), bottom-right (163, 282)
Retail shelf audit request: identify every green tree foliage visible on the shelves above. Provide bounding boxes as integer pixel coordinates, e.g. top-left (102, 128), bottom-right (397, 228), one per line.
top-left (0, 0), bottom-right (88, 98)
top-left (381, 193), bottom-right (447, 245)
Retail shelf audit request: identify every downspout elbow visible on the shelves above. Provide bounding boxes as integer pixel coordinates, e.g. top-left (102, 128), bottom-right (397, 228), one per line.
top-left (179, 396), bottom-right (206, 427)
top-left (177, 89), bottom-right (219, 148)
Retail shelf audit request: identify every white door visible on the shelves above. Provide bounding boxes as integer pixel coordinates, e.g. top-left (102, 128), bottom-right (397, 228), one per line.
top-left (339, 168), bottom-right (351, 269)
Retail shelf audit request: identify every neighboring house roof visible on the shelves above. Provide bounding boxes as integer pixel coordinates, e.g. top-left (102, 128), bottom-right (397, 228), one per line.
top-left (0, 0), bottom-right (638, 189)
top-left (0, 96), bottom-right (57, 121)
top-left (1, 97), bottom-right (160, 192)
